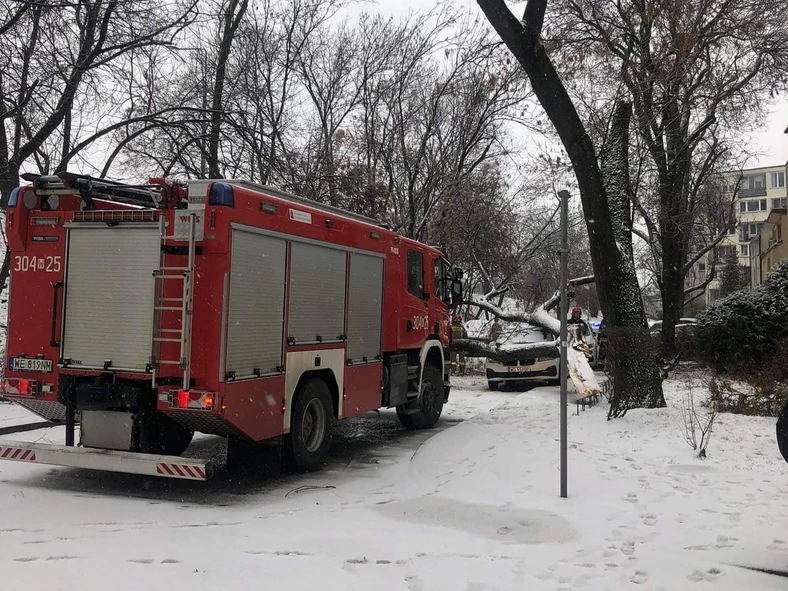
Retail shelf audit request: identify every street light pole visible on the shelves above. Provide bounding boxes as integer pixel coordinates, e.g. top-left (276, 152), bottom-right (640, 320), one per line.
top-left (558, 189), bottom-right (570, 499)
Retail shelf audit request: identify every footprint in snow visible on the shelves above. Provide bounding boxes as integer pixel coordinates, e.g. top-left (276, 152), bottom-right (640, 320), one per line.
top-left (630, 571), bottom-right (649, 584)
top-left (624, 492), bottom-right (638, 503)
top-left (641, 513), bottom-right (657, 526)
top-left (405, 575), bottom-right (423, 591)
top-left (621, 541), bottom-right (636, 556)
top-left (688, 568), bottom-right (722, 582)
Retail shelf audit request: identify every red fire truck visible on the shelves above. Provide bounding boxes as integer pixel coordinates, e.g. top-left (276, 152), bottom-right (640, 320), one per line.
top-left (0, 173), bottom-right (462, 480)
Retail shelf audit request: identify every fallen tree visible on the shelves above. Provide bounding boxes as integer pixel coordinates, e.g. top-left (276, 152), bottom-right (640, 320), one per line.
top-left (452, 276), bottom-right (601, 396)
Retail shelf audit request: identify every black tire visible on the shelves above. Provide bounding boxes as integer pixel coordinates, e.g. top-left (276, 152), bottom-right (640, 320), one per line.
top-left (397, 364), bottom-right (444, 429)
top-left (140, 413), bottom-right (194, 456)
top-left (283, 378), bottom-right (333, 472)
top-left (488, 380), bottom-right (500, 391)
top-left (777, 399), bottom-right (788, 463)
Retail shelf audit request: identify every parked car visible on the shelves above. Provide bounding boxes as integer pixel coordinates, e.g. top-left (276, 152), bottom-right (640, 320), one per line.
top-left (485, 321), bottom-right (597, 390)
top-left (648, 317), bottom-right (698, 336)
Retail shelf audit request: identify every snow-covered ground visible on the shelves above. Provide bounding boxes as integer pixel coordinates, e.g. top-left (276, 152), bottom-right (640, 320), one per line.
top-left (1, 377), bottom-right (788, 590)
top-left (0, 398), bottom-right (40, 431)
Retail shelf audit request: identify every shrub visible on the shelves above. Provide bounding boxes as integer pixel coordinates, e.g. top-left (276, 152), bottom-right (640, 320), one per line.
top-left (695, 259), bottom-right (788, 372)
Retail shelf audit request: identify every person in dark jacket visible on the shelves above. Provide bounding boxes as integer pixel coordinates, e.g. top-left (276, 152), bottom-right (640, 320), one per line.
top-left (450, 314), bottom-right (467, 375)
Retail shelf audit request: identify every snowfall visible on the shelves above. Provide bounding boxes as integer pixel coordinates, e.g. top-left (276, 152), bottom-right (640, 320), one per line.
top-left (2, 374), bottom-right (788, 591)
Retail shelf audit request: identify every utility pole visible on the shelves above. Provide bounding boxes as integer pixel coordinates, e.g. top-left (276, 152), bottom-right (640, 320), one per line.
top-left (558, 189), bottom-right (569, 499)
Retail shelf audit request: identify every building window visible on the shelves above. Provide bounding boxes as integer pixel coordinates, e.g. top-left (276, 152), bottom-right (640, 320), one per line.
top-left (755, 175), bottom-right (766, 189)
top-left (772, 198), bottom-right (787, 210)
top-left (714, 245), bottom-right (737, 262)
top-left (741, 222), bottom-right (763, 240)
top-left (741, 199), bottom-right (768, 212)
top-left (741, 244), bottom-right (749, 256)
top-left (407, 250), bottom-right (424, 298)
top-left (772, 172), bottom-right (786, 188)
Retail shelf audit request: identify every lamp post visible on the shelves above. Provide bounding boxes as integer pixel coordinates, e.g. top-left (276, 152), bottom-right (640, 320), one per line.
top-left (558, 189), bottom-right (570, 499)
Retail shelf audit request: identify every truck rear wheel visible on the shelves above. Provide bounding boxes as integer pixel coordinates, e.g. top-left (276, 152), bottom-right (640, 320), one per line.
top-left (284, 378), bottom-right (333, 472)
top-left (397, 364), bottom-right (444, 430)
top-left (140, 413), bottom-right (194, 457)
top-left (488, 380), bottom-right (500, 391)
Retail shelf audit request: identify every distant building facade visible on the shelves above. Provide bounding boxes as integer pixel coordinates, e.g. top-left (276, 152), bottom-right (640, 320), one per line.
top-left (750, 208), bottom-right (788, 287)
top-left (685, 163), bottom-right (788, 307)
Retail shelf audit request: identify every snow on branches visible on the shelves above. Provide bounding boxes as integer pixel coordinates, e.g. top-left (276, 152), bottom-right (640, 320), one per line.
top-left (452, 276), bottom-right (600, 396)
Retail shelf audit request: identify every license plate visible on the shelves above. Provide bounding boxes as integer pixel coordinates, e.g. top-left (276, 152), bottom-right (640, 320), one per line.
top-left (11, 357), bottom-right (52, 373)
top-left (508, 366), bottom-right (532, 373)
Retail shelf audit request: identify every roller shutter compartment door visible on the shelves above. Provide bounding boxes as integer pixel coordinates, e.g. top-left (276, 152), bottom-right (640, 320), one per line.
top-left (347, 253), bottom-right (383, 363)
top-left (288, 242), bottom-right (347, 345)
top-left (226, 230), bottom-right (286, 378)
top-left (62, 225), bottom-right (161, 371)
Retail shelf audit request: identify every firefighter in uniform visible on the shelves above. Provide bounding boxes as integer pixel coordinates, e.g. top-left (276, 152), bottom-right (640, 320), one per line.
top-left (569, 306), bottom-right (583, 325)
top-left (450, 314), bottom-right (467, 375)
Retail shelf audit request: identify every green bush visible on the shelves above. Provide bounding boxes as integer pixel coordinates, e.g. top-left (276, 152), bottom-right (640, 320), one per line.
top-left (695, 259), bottom-right (788, 371)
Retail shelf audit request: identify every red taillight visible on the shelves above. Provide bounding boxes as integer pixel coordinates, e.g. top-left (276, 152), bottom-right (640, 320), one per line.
top-left (18, 379), bottom-right (30, 396)
top-left (177, 390), bottom-right (189, 408)
top-left (169, 390), bottom-right (216, 411)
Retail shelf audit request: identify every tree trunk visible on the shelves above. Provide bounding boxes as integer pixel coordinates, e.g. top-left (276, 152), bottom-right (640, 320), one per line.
top-left (477, 0), bottom-right (664, 413)
top-left (0, 161), bottom-right (19, 209)
top-left (207, 0), bottom-right (250, 179)
top-left (660, 236), bottom-right (684, 359)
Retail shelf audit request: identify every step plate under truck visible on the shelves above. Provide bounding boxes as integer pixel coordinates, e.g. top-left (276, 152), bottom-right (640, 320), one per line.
top-left (0, 440), bottom-right (212, 481)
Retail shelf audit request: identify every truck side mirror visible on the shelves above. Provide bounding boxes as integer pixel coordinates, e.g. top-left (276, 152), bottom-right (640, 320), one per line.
top-left (450, 279), bottom-right (463, 306)
top-left (453, 266), bottom-right (464, 280)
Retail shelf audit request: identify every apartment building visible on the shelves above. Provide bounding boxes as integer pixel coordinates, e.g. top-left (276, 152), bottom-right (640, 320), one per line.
top-left (687, 163), bottom-right (788, 307)
top-left (750, 208), bottom-right (788, 287)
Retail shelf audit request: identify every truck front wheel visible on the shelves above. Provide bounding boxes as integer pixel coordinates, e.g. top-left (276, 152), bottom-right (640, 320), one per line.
top-left (284, 378), bottom-right (333, 472)
top-left (397, 364), bottom-right (444, 429)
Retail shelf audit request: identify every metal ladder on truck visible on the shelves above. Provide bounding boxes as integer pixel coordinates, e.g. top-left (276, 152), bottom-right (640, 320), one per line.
top-left (152, 212), bottom-right (197, 388)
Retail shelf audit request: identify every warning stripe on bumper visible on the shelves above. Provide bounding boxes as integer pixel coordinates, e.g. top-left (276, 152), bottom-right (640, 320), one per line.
top-left (0, 446), bottom-right (37, 462)
top-left (156, 462), bottom-right (206, 480)
top-left (0, 440), bottom-right (211, 481)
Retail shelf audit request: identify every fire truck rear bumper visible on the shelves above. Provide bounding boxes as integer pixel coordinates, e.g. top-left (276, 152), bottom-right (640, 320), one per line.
top-left (0, 440), bottom-right (213, 481)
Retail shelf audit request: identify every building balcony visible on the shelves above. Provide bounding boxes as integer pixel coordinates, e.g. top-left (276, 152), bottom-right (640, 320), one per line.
top-left (740, 187), bottom-right (767, 198)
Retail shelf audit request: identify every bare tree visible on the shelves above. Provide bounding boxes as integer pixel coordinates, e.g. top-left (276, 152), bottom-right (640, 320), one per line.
top-left (477, 0), bottom-right (665, 413)
top-left (0, 0), bottom-right (196, 293)
top-left (551, 0), bottom-right (788, 356)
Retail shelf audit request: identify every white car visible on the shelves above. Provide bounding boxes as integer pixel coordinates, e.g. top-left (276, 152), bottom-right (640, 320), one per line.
top-left (485, 321), bottom-right (597, 391)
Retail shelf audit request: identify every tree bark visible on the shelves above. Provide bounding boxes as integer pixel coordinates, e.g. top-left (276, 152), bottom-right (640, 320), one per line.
top-left (477, 0), bottom-right (664, 412)
top-left (207, 0), bottom-right (250, 179)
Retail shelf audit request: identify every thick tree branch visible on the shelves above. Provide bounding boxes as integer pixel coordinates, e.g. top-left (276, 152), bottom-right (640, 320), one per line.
top-left (452, 338), bottom-right (559, 362)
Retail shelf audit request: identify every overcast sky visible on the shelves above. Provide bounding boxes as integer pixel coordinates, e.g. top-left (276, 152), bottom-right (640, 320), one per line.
top-left (370, 0), bottom-right (788, 169)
